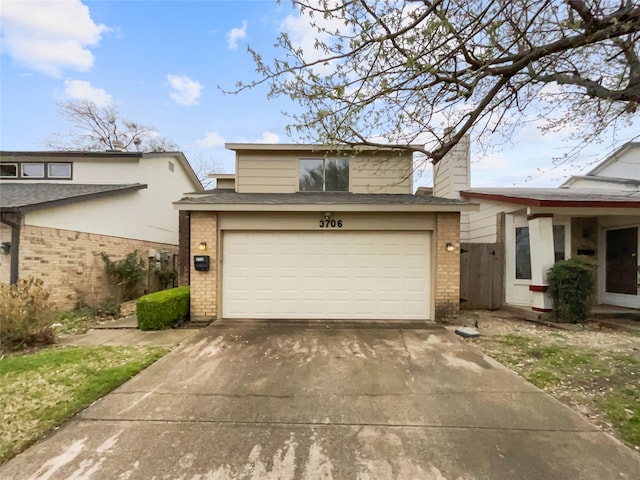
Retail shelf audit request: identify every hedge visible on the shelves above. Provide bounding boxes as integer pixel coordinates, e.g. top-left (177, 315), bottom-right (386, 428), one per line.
top-left (136, 286), bottom-right (190, 331)
top-left (547, 258), bottom-right (594, 323)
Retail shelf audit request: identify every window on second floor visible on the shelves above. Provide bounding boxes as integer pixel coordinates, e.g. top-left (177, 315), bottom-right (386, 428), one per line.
top-left (0, 161), bottom-right (72, 180)
top-left (299, 158), bottom-right (349, 192)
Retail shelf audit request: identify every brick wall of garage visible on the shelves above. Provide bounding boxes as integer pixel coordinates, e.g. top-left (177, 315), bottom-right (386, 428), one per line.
top-left (435, 212), bottom-right (461, 316)
top-left (18, 224), bottom-right (178, 310)
top-left (189, 211), bottom-right (217, 320)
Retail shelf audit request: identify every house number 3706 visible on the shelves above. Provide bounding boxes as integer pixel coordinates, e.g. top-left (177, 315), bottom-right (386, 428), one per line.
top-left (319, 219), bottom-right (343, 228)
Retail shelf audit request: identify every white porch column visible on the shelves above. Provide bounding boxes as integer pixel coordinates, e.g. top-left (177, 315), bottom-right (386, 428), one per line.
top-left (527, 213), bottom-right (555, 312)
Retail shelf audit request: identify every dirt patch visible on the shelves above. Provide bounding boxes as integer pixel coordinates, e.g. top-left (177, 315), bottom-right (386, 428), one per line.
top-left (451, 310), bottom-right (640, 451)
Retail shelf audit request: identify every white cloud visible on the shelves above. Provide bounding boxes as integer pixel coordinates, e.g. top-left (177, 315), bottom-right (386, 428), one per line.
top-left (196, 132), bottom-right (225, 148)
top-left (227, 20), bottom-right (247, 50)
top-left (260, 131), bottom-right (280, 143)
top-left (167, 74), bottom-right (203, 106)
top-left (63, 79), bottom-right (111, 106)
top-left (281, 1), bottom-right (351, 69)
top-left (0, 0), bottom-right (107, 76)
top-left (472, 152), bottom-right (513, 172)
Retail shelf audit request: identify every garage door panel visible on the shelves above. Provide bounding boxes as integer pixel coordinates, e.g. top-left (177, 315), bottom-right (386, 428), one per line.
top-left (222, 231), bottom-right (431, 320)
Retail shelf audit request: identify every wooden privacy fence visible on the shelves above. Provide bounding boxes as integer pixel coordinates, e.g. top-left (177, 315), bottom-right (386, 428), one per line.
top-left (460, 242), bottom-right (504, 310)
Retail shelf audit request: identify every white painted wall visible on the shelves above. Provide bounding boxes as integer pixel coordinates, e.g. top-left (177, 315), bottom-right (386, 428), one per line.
top-left (591, 146), bottom-right (640, 180)
top-left (22, 153), bottom-right (200, 244)
top-left (433, 135), bottom-right (470, 199)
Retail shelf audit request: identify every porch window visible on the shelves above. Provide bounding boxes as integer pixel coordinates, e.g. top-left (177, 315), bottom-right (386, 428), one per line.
top-left (299, 158), bottom-right (349, 192)
top-left (515, 225), bottom-right (566, 280)
top-left (515, 227), bottom-right (531, 279)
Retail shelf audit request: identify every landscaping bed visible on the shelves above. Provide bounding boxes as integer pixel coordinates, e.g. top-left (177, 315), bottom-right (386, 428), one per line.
top-left (456, 310), bottom-right (640, 451)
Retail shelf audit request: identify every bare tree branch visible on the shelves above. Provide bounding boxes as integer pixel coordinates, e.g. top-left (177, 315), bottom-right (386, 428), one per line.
top-left (231, 0), bottom-right (640, 165)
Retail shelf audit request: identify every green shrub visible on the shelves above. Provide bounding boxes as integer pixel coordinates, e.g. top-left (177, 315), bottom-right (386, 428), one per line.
top-left (0, 278), bottom-right (56, 351)
top-left (136, 286), bottom-right (190, 331)
top-left (100, 251), bottom-right (147, 314)
top-left (547, 258), bottom-right (594, 323)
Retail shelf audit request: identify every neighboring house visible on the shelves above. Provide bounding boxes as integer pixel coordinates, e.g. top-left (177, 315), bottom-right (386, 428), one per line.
top-left (0, 151), bottom-right (203, 308)
top-left (175, 143), bottom-right (476, 322)
top-left (434, 139), bottom-right (640, 312)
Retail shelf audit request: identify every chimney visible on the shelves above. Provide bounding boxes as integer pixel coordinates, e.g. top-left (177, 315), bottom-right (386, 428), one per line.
top-left (433, 131), bottom-right (470, 199)
top-left (111, 140), bottom-right (126, 152)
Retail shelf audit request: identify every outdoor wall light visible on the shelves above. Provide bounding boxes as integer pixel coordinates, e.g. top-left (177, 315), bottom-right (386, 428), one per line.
top-left (198, 241), bottom-right (207, 251)
top-left (445, 242), bottom-right (455, 252)
top-left (324, 212), bottom-right (331, 220)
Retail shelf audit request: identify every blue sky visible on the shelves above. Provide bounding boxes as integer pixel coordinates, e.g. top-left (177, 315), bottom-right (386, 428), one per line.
top-left (0, 0), bottom-right (636, 188)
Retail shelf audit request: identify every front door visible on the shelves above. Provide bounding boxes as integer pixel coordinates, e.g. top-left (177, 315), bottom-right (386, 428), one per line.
top-left (603, 226), bottom-right (639, 308)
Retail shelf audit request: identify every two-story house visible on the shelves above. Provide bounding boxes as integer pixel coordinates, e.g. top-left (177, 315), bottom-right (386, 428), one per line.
top-left (175, 143), bottom-right (476, 322)
top-left (0, 151), bottom-right (203, 308)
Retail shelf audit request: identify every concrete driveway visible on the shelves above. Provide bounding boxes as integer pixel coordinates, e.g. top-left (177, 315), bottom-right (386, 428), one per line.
top-left (2, 321), bottom-right (638, 479)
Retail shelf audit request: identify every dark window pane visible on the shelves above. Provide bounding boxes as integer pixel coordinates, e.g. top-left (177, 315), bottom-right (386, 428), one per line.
top-left (0, 163), bottom-right (17, 177)
top-left (22, 163), bottom-right (44, 177)
top-left (324, 158), bottom-right (349, 191)
top-left (515, 226), bottom-right (532, 280)
top-left (48, 163), bottom-right (71, 178)
top-left (299, 159), bottom-right (324, 191)
top-left (553, 225), bottom-right (565, 262)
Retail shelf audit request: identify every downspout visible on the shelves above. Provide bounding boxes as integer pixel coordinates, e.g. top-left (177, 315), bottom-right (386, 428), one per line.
top-left (1, 212), bottom-right (21, 284)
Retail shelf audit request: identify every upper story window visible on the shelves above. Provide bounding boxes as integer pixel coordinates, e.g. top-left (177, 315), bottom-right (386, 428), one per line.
top-left (299, 158), bottom-right (349, 192)
top-left (22, 163), bottom-right (45, 178)
top-left (0, 161), bottom-right (72, 180)
top-left (48, 163), bottom-right (72, 178)
top-left (0, 163), bottom-right (18, 178)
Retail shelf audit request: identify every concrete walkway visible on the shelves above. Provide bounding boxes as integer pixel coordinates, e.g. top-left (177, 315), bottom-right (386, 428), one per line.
top-left (57, 316), bottom-right (200, 347)
top-left (2, 321), bottom-right (638, 479)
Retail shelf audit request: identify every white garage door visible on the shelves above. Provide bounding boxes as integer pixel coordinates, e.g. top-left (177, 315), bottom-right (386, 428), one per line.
top-left (222, 231), bottom-right (431, 319)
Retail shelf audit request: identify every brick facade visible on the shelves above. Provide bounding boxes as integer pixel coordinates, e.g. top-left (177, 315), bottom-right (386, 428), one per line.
top-left (18, 225), bottom-right (178, 309)
top-left (189, 212), bottom-right (217, 320)
top-left (434, 212), bottom-right (461, 317)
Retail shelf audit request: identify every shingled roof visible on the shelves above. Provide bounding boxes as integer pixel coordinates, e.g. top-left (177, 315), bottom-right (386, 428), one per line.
top-left (0, 183), bottom-right (147, 212)
top-left (175, 190), bottom-right (476, 212)
top-left (461, 188), bottom-right (640, 208)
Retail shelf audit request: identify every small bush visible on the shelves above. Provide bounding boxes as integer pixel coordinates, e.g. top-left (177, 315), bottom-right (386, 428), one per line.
top-left (547, 258), bottom-right (594, 323)
top-left (0, 278), bottom-right (56, 351)
top-left (100, 251), bottom-right (147, 314)
top-left (136, 286), bottom-right (190, 331)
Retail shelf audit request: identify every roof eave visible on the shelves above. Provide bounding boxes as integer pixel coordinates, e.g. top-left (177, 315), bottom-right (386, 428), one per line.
top-left (460, 191), bottom-right (640, 208)
top-left (3, 184), bottom-right (148, 213)
top-left (174, 202), bottom-right (478, 213)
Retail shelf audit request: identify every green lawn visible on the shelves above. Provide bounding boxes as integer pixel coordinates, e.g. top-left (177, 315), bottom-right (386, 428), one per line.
top-left (0, 346), bottom-right (168, 465)
top-left (479, 334), bottom-right (640, 449)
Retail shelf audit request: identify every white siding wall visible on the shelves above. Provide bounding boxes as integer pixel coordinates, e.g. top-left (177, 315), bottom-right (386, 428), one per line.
top-left (23, 154), bottom-right (198, 244)
top-left (433, 135), bottom-right (470, 199)
top-left (591, 147), bottom-right (640, 180)
top-left (463, 199), bottom-right (513, 243)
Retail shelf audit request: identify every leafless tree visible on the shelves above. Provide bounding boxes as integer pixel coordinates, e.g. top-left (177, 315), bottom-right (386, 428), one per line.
top-left (45, 101), bottom-right (178, 153)
top-left (235, 0), bottom-right (640, 164)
